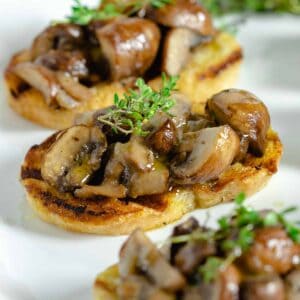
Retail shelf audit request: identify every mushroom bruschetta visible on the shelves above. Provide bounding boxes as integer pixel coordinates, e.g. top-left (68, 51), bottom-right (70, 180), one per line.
top-left (5, 0), bottom-right (242, 129)
top-left (20, 77), bottom-right (282, 234)
top-left (94, 194), bottom-right (300, 299)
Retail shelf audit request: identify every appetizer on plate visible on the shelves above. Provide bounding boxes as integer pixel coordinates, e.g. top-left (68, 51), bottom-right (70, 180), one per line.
top-left (5, 0), bottom-right (242, 129)
top-left (94, 194), bottom-right (300, 300)
top-left (20, 77), bottom-right (282, 234)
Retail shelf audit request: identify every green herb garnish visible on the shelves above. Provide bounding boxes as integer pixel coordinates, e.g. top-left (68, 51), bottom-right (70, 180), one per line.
top-left (98, 74), bottom-right (178, 136)
top-left (66, 0), bottom-right (120, 25)
top-left (199, 257), bottom-right (224, 283)
top-left (202, 0), bottom-right (300, 16)
top-left (64, 0), bottom-right (172, 25)
top-left (171, 192), bottom-right (300, 283)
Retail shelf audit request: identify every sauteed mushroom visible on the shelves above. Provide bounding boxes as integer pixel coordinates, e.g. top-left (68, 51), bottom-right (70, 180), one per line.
top-left (285, 269), bottom-right (300, 300)
top-left (206, 89), bottom-right (271, 156)
top-left (162, 28), bottom-right (205, 76)
top-left (12, 62), bottom-right (57, 105)
top-left (240, 227), bottom-right (300, 275)
top-left (31, 24), bottom-right (84, 60)
top-left (147, 119), bottom-right (177, 154)
top-left (146, 0), bottom-right (215, 36)
top-left (95, 17), bottom-right (160, 80)
top-left (12, 62), bottom-right (91, 108)
top-left (183, 264), bottom-right (240, 300)
top-left (171, 125), bottom-right (240, 184)
top-left (119, 229), bottom-right (186, 291)
top-left (240, 275), bottom-right (285, 300)
top-left (41, 125), bottom-right (107, 191)
top-left (35, 49), bottom-right (89, 79)
top-left (128, 161), bottom-right (169, 198)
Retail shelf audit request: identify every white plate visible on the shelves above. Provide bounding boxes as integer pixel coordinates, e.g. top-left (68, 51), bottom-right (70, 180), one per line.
top-left (0, 1), bottom-right (300, 299)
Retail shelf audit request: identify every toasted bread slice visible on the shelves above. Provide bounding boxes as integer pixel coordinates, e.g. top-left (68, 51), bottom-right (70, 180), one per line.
top-left (7, 32), bottom-right (242, 129)
top-left (20, 128), bottom-right (282, 235)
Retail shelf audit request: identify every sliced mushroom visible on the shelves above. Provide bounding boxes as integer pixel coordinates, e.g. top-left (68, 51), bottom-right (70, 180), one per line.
top-left (95, 17), bottom-right (160, 80)
top-left (119, 229), bottom-right (186, 292)
top-left (41, 125), bottom-right (107, 192)
top-left (12, 62), bottom-right (58, 105)
top-left (118, 274), bottom-right (174, 300)
top-left (146, 0), bottom-right (215, 35)
top-left (162, 27), bottom-right (205, 76)
top-left (35, 49), bottom-right (89, 79)
top-left (56, 72), bottom-right (94, 103)
top-left (240, 226), bottom-right (300, 275)
top-left (12, 62), bottom-right (83, 109)
top-left (206, 89), bottom-right (271, 156)
top-left (123, 136), bottom-right (154, 171)
top-left (55, 86), bottom-right (80, 109)
top-left (171, 125), bottom-right (240, 184)
top-left (31, 24), bottom-right (84, 60)
top-left (76, 136), bottom-right (154, 198)
top-left (128, 161), bottom-right (169, 198)
top-left (285, 268), bottom-right (300, 300)
top-left (184, 115), bottom-right (215, 133)
top-left (240, 275), bottom-right (285, 300)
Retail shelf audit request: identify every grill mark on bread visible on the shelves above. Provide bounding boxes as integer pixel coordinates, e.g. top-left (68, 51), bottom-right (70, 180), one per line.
top-left (21, 167), bottom-right (42, 180)
top-left (197, 49), bottom-right (242, 80)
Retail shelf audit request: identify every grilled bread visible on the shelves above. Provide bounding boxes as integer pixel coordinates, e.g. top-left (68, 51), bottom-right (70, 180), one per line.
top-left (6, 32), bottom-right (242, 129)
top-left (21, 128), bottom-right (281, 235)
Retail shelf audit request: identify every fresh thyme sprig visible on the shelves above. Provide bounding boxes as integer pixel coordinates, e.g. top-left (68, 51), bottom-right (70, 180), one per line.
top-left (171, 192), bottom-right (300, 283)
top-left (97, 74), bottom-right (178, 136)
top-left (66, 0), bottom-right (120, 25)
top-left (64, 0), bottom-right (172, 25)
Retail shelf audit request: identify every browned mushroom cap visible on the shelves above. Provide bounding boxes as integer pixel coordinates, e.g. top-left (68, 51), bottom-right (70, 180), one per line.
top-left (41, 125), bottom-right (107, 191)
top-left (171, 125), bottom-right (240, 184)
top-left (240, 275), bottom-right (285, 300)
top-left (183, 264), bottom-right (240, 300)
top-left (35, 49), bottom-right (89, 79)
top-left (240, 226), bottom-right (300, 275)
top-left (119, 228), bottom-right (186, 292)
top-left (31, 24), bottom-right (85, 60)
top-left (95, 17), bottom-right (160, 80)
top-left (147, 119), bottom-right (177, 154)
top-left (206, 89), bottom-right (271, 156)
top-left (146, 0), bottom-right (215, 35)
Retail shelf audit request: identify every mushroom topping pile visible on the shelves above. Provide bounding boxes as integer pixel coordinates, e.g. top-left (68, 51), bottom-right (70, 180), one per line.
top-left (10, 0), bottom-right (216, 109)
top-left (114, 193), bottom-right (300, 300)
top-left (40, 77), bottom-right (272, 199)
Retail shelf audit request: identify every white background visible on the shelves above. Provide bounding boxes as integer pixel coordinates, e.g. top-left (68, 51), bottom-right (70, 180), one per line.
top-left (0, 1), bottom-right (300, 299)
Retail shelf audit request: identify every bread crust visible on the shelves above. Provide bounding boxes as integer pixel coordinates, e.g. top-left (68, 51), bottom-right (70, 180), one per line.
top-left (6, 32), bottom-right (242, 129)
top-left (20, 128), bottom-right (282, 235)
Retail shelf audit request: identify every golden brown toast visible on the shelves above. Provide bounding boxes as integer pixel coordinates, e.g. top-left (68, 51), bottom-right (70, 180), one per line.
top-left (7, 32), bottom-right (242, 129)
top-left (21, 128), bottom-right (282, 235)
